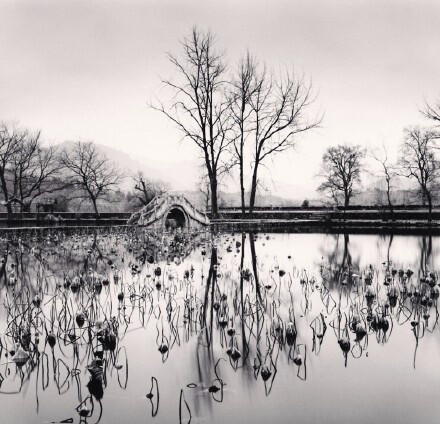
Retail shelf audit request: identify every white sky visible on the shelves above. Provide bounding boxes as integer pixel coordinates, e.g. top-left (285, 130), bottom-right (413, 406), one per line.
top-left (0, 0), bottom-right (439, 198)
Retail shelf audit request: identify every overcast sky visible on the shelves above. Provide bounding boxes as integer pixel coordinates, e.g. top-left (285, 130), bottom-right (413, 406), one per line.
top-left (0, 0), bottom-right (439, 198)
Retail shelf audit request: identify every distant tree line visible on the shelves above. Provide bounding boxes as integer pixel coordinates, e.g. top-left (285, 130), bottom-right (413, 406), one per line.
top-left (314, 96), bottom-right (440, 221)
top-left (0, 122), bottom-right (167, 220)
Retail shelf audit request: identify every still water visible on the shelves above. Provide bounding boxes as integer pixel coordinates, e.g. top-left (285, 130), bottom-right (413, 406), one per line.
top-left (0, 228), bottom-right (439, 424)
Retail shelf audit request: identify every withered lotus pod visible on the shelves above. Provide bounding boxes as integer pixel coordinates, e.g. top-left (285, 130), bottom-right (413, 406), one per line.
top-left (261, 365), bottom-right (272, 381)
top-left (13, 347), bottom-right (30, 367)
top-left (158, 344), bottom-right (168, 354)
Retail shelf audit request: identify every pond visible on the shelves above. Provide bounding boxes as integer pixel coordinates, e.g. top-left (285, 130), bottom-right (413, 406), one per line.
top-left (0, 228), bottom-right (439, 424)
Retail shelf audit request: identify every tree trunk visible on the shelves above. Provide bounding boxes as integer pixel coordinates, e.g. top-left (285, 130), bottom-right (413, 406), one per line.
top-left (249, 163), bottom-right (259, 215)
top-left (205, 191), bottom-right (210, 212)
top-left (5, 202), bottom-right (12, 221)
top-left (92, 198), bottom-right (100, 219)
top-left (386, 181), bottom-right (394, 219)
top-left (427, 191), bottom-right (432, 222)
top-left (210, 177), bottom-right (218, 219)
top-left (239, 154), bottom-right (245, 217)
top-left (0, 172), bottom-right (13, 221)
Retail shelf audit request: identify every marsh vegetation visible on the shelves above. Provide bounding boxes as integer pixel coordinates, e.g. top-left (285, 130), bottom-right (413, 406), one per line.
top-left (0, 228), bottom-right (439, 423)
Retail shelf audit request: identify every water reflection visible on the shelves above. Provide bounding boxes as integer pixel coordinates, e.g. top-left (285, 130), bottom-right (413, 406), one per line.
top-left (0, 228), bottom-right (439, 423)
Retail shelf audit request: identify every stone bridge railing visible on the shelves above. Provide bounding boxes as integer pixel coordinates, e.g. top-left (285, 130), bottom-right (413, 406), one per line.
top-left (127, 194), bottom-right (210, 227)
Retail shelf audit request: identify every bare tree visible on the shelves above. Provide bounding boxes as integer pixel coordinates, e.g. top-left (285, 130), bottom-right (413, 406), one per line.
top-left (317, 144), bottom-right (365, 207)
top-left (0, 122), bottom-right (28, 219)
top-left (60, 141), bottom-right (124, 217)
top-left (0, 122), bottom-right (65, 218)
top-left (371, 144), bottom-right (396, 215)
top-left (149, 27), bottom-right (233, 218)
top-left (247, 66), bottom-right (320, 213)
top-left (132, 171), bottom-right (168, 206)
top-left (399, 126), bottom-right (440, 219)
top-left (229, 52), bottom-right (258, 215)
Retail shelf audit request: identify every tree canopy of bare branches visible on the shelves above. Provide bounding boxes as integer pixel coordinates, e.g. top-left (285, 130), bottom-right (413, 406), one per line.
top-left (317, 144), bottom-right (365, 207)
top-left (0, 121), bottom-right (63, 219)
top-left (421, 96), bottom-right (440, 124)
top-left (150, 28), bottom-right (320, 216)
top-left (399, 126), bottom-right (440, 217)
top-left (60, 141), bottom-right (124, 217)
top-left (370, 144), bottom-right (397, 214)
top-left (10, 135), bottom-right (63, 212)
top-left (149, 27), bottom-right (233, 218)
top-left (0, 122), bottom-right (25, 218)
top-left (246, 67), bottom-right (320, 212)
top-left (228, 53), bottom-right (321, 213)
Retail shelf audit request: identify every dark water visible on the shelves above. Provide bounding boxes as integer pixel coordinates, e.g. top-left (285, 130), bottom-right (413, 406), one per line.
top-left (0, 229), bottom-right (439, 424)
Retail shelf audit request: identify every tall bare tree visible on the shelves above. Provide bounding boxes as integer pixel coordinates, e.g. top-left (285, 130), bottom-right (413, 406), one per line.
top-left (247, 67), bottom-right (320, 213)
top-left (317, 144), bottom-right (365, 207)
top-left (149, 27), bottom-right (233, 218)
top-left (229, 52), bottom-right (258, 215)
top-left (132, 171), bottom-right (168, 206)
top-left (399, 126), bottom-right (440, 219)
top-left (60, 141), bottom-right (124, 217)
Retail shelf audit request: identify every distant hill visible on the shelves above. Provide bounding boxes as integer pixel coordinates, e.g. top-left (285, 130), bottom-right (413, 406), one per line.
top-left (57, 141), bottom-right (424, 210)
top-left (58, 141), bottom-right (308, 207)
top-left (58, 141), bottom-right (200, 192)
top-left (169, 190), bottom-right (301, 211)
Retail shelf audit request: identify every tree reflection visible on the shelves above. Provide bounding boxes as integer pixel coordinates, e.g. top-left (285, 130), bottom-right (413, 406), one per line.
top-left (0, 228), bottom-right (439, 421)
top-left (420, 235), bottom-right (433, 272)
top-left (318, 233), bottom-right (360, 290)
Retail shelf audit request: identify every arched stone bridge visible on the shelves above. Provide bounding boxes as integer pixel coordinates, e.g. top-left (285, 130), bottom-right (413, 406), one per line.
top-left (127, 194), bottom-right (210, 229)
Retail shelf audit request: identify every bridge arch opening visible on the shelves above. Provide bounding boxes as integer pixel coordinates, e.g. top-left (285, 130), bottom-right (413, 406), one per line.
top-left (165, 208), bottom-right (186, 230)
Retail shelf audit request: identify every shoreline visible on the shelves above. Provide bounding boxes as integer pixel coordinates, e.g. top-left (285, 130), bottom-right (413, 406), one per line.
top-left (0, 218), bottom-right (440, 236)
